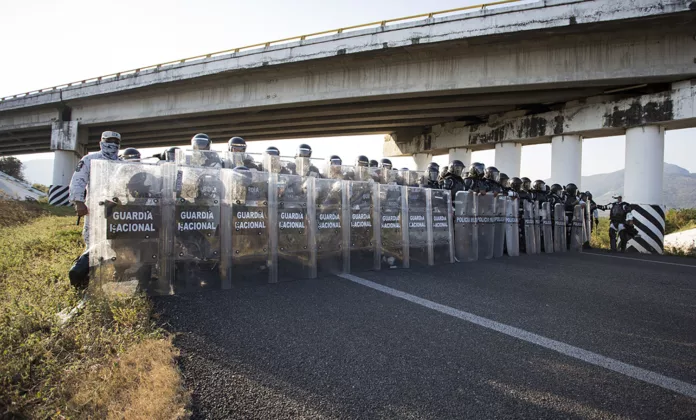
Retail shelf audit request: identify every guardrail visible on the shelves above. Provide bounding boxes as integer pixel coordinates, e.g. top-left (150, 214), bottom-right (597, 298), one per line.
top-left (0, 0), bottom-right (521, 102)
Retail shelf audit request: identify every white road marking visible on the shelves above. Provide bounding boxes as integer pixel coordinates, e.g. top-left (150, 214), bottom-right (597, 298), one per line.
top-left (337, 273), bottom-right (696, 399)
top-left (584, 252), bottom-right (696, 268)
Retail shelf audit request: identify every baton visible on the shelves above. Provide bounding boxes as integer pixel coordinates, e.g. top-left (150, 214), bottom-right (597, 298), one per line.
top-left (76, 215), bottom-right (82, 226)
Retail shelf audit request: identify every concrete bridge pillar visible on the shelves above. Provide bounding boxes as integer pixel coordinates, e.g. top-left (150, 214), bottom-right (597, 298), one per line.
top-left (49, 121), bottom-right (86, 206)
top-left (412, 153), bottom-right (432, 171)
top-left (494, 142), bottom-right (522, 178)
top-left (448, 147), bottom-right (471, 169)
top-left (624, 125), bottom-right (665, 254)
top-left (551, 135), bottom-right (582, 188)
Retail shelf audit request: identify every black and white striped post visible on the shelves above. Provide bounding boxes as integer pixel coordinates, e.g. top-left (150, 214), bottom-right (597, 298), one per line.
top-left (49, 121), bottom-right (84, 206)
top-left (623, 126), bottom-right (665, 254)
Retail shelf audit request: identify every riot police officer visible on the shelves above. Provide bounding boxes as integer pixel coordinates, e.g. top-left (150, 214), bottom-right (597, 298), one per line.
top-left (120, 147), bottom-right (141, 162)
top-left (379, 158), bottom-right (396, 184)
top-left (510, 177), bottom-right (529, 252)
top-left (352, 155), bottom-right (371, 181)
top-left (326, 155), bottom-right (345, 179)
top-left (531, 180), bottom-right (547, 202)
top-left (189, 133), bottom-right (222, 167)
top-left (599, 195), bottom-right (634, 252)
top-left (483, 166), bottom-right (502, 195)
top-left (226, 136), bottom-right (258, 170)
top-left (158, 146), bottom-right (180, 163)
top-left (293, 144), bottom-right (321, 177)
top-left (563, 183), bottom-right (582, 249)
top-left (424, 163), bottom-right (440, 189)
top-left (548, 184), bottom-right (564, 207)
top-left (439, 165), bottom-right (449, 182)
top-left (499, 173), bottom-right (511, 195)
top-left (440, 160), bottom-right (465, 197)
top-left (463, 162), bottom-right (489, 194)
top-left (259, 146), bottom-right (290, 174)
top-left (586, 191), bottom-right (599, 232)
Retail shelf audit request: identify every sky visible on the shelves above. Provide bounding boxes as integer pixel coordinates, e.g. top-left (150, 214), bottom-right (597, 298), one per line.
top-left (3, 0), bottom-right (695, 184)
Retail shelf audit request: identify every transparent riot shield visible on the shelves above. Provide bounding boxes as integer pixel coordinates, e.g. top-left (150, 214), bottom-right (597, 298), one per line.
top-left (585, 200), bottom-right (592, 245)
top-left (378, 168), bottom-right (400, 185)
top-left (269, 173), bottom-right (314, 282)
top-left (310, 177), bottom-right (344, 276)
top-left (553, 203), bottom-right (566, 252)
top-left (343, 181), bottom-right (377, 272)
top-left (172, 164), bottom-right (223, 292)
top-left (569, 205), bottom-right (584, 252)
top-left (406, 186), bottom-right (429, 267)
top-left (175, 148), bottom-right (223, 168)
top-left (532, 202), bottom-right (542, 254)
top-left (504, 198), bottom-right (520, 257)
top-left (541, 202), bottom-right (554, 254)
top-left (428, 189), bottom-right (454, 265)
top-left (377, 184), bottom-right (407, 269)
top-left (523, 200), bottom-right (537, 254)
top-left (222, 151), bottom-right (260, 170)
top-left (89, 160), bottom-right (171, 296)
top-left (477, 194), bottom-right (495, 260)
top-left (454, 191), bottom-right (478, 262)
top-left (222, 169), bottom-right (270, 287)
top-left (493, 196), bottom-right (506, 258)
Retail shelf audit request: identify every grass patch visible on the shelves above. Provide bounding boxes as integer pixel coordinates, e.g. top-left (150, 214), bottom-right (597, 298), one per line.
top-left (0, 199), bottom-right (189, 418)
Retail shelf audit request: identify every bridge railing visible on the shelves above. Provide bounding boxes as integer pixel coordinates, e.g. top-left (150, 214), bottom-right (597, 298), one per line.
top-left (0, 0), bottom-right (522, 102)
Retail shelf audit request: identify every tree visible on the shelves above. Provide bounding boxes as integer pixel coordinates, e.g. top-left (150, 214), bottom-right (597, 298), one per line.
top-left (0, 157), bottom-right (25, 181)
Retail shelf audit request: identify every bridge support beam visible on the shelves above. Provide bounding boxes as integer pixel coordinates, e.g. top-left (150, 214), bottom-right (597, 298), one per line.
top-left (551, 135), bottom-right (582, 188)
top-left (494, 142), bottom-right (521, 178)
top-left (447, 147), bottom-right (471, 168)
top-left (49, 121), bottom-right (86, 206)
top-left (624, 125), bottom-right (665, 254)
top-left (412, 153), bottom-right (432, 171)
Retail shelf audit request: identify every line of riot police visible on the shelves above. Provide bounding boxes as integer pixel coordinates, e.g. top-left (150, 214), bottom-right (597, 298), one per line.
top-left (82, 133), bottom-right (601, 296)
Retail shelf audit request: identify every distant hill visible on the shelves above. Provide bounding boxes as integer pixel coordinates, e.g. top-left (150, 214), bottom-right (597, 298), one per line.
top-left (548, 163), bottom-right (696, 209)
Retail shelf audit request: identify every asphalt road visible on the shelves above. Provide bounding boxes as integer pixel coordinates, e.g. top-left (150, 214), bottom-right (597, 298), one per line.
top-left (156, 250), bottom-right (696, 419)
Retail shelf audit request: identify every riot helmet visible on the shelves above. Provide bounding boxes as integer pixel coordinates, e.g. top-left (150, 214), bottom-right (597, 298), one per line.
top-left (427, 163), bottom-right (439, 183)
top-left (440, 166), bottom-right (449, 178)
top-left (521, 177), bottom-right (531, 191)
top-left (356, 155), bottom-right (369, 167)
top-left (469, 162), bottom-right (485, 178)
top-left (484, 166), bottom-right (500, 182)
top-left (449, 160), bottom-right (465, 177)
top-left (550, 183), bottom-right (563, 196)
top-left (499, 173), bottom-right (510, 188)
top-left (227, 136), bottom-right (247, 153)
top-left (191, 133), bottom-right (211, 151)
top-left (329, 155), bottom-right (342, 166)
top-left (585, 191), bottom-right (593, 201)
top-left (510, 177), bottom-right (523, 192)
top-left (369, 159), bottom-right (379, 168)
top-left (196, 173), bottom-right (221, 199)
top-left (380, 158), bottom-right (393, 170)
top-left (565, 183), bottom-right (578, 197)
top-left (296, 144), bottom-right (312, 158)
top-left (126, 172), bottom-right (152, 199)
top-left (121, 147), bottom-right (141, 162)
top-left (532, 180), bottom-right (546, 191)
top-left (162, 146), bottom-right (180, 162)
top-left (265, 146), bottom-right (280, 156)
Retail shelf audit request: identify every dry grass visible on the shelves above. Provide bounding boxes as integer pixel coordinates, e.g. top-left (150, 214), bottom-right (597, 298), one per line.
top-left (69, 338), bottom-right (190, 420)
top-left (0, 199), bottom-right (189, 419)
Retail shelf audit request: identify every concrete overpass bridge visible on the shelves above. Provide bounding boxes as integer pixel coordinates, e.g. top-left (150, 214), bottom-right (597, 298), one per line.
top-left (1, 0), bottom-right (694, 253)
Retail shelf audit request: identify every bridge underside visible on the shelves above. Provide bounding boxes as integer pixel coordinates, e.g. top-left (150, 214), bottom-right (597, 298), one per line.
top-left (1, 7), bottom-right (695, 156)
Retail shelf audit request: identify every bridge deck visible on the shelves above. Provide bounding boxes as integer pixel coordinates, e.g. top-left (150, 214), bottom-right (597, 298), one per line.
top-left (156, 251), bottom-right (696, 419)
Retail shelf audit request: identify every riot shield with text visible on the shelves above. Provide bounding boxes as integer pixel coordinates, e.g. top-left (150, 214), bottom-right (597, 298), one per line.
top-left (454, 191), bottom-right (478, 262)
top-left (406, 186), bottom-right (429, 267)
top-left (554, 203), bottom-right (567, 252)
top-left (429, 189), bottom-right (454, 265)
top-left (223, 151), bottom-right (259, 170)
top-left (569, 205), bottom-right (584, 252)
top-left (523, 200), bottom-right (537, 254)
top-left (269, 173), bottom-right (314, 282)
top-left (493, 196), bottom-right (506, 258)
top-left (89, 160), bottom-right (171, 296)
top-left (173, 165), bottom-right (223, 292)
top-left (222, 170), bottom-right (271, 287)
top-left (477, 194), bottom-right (495, 260)
top-left (377, 184), bottom-right (407, 268)
top-left (542, 202), bottom-right (554, 254)
top-left (504, 198), bottom-right (520, 257)
top-left (343, 181), bottom-right (377, 273)
top-left (311, 177), bottom-right (344, 275)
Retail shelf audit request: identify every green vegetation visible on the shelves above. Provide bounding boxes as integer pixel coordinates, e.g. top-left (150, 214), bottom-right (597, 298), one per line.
top-left (0, 198), bottom-right (189, 419)
top-left (0, 156), bottom-right (25, 181)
